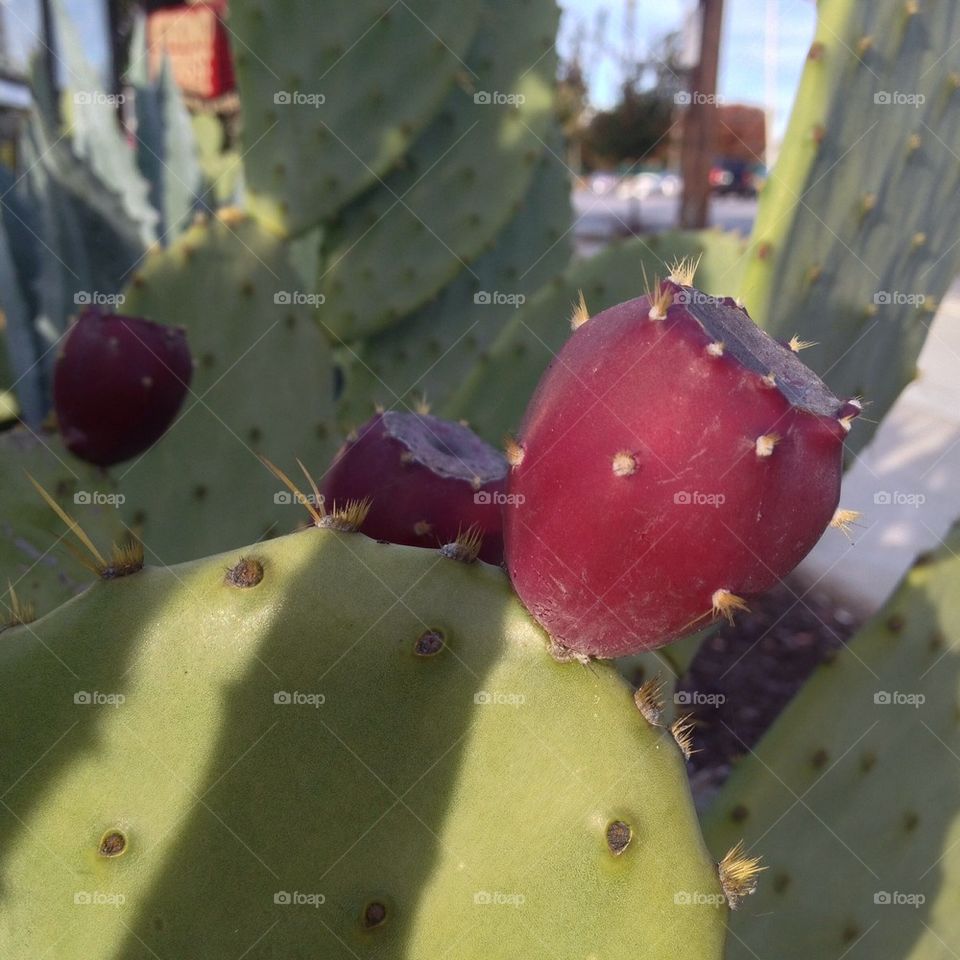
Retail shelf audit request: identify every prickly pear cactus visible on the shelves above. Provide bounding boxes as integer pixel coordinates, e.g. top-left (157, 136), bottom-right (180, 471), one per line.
top-left (232, 0), bottom-right (482, 236)
top-left (115, 211), bottom-right (337, 561)
top-left (334, 148), bottom-right (572, 429)
top-left (0, 430), bottom-right (126, 619)
top-left (706, 525), bottom-right (960, 960)
top-left (1, 527), bottom-right (734, 959)
top-left (320, 411), bottom-right (508, 562)
top-left (503, 268), bottom-right (856, 657)
top-left (319, 0), bottom-right (560, 340)
top-left (742, 0), bottom-right (960, 450)
top-left (53, 308), bottom-right (192, 466)
top-left (447, 230), bottom-right (747, 443)
top-left (191, 113), bottom-right (242, 208)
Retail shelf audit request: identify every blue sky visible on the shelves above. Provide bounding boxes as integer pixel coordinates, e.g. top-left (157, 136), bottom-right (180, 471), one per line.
top-left (560, 0), bottom-right (816, 141)
top-left (4, 0), bottom-right (108, 73)
top-left (4, 0), bottom-right (814, 142)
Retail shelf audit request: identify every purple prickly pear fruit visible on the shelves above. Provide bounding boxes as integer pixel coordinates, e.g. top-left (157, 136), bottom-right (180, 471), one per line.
top-left (503, 273), bottom-right (858, 657)
top-left (53, 307), bottom-right (193, 467)
top-left (321, 411), bottom-right (508, 563)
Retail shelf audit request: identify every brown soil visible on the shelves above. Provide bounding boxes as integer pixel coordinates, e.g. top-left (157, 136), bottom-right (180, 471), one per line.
top-left (677, 580), bottom-right (861, 793)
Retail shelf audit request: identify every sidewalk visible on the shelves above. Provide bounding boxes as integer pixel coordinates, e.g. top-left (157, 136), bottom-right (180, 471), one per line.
top-left (797, 279), bottom-right (960, 614)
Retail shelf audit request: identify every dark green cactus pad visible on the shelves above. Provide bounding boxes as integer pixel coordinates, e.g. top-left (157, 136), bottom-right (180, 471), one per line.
top-left (319, 0), bottom-right (560, 341)
top-left (333, 146), bottom-right (572, 432)
top-left (232, 0), bottom-right (482, 236)
top-left (445, 229), bottom-right (747, 443)
top-left (706, 526), bottom-right (960, 959)
top-left (0, 429), bottom-right (127, 620)
top-left (0, 528), bottom-right (729, 958)
top-left (116, 211), bottom-right (337, 561)
top-left (743, 0), bottom-right (960, 451)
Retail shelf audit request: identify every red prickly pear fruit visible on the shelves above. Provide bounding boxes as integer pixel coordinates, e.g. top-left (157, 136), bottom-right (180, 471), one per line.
top-left (321, 411), bottom-right (508, 563)
top-left (53, 307), bottom-right (193, 467)
top-left (504, 278), bottom-right (857, 657)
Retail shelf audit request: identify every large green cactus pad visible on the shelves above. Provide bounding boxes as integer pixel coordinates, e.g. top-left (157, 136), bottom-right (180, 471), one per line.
top-left (116, 212), bottom-right (337, 562)
top-left (334, 148), bottom-right (572, 431)
top-left (233, 0), bottom-right (482, 236)
top-left (743, 0), bottom-right (960, 451)
top-left (1, 528), bottom-right (727, 959)
top-left (319, 0), bottom-right (560, 341)
top-left (446, 229), bottom-right (747, 443)
top-left (706, 525), bottom-right (960, 960)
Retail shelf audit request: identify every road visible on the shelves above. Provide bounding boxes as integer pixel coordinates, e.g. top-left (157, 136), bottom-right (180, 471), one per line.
top-left (572, 190), bottom-right (758, 256)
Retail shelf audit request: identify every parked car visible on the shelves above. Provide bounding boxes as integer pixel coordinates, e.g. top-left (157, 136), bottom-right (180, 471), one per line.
top-left (588, 172), bottom-right (620, 195)
top-left (659, 172), bottom-right (682, 197)
top-left (616, 172), bottom-right (662, 200)
top-left (709, 159), bottom-right (758, 197)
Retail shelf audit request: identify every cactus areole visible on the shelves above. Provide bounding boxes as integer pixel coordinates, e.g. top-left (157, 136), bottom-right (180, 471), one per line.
top-left (53, 307), bottom-right (193, 467)
top-left (504, 279), bottom-right (858, 657)
top-left (321, 411), bottom-right (508, 563)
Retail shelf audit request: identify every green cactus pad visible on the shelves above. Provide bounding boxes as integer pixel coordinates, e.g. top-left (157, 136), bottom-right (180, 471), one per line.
top-left (742, 0), bottom-right (960, 450)
top-left (446, 229), bottom-right (747, 443)
top-left (0, 528), bottom-right (728, 959)
top-left (232, 0), bottom-right (482, 236)
top-left (334, 148), bottom-right (572, 431)
top-left (191, 114), bottom-right (242, 208)
top-left (319, 0), bottom-right (560, 341)
top-left (0, 430), bottom-right (126, 620)
top-left (116, 211), bottom-right (336, 561)
top-left (706, 525), bottom-right (960, 959)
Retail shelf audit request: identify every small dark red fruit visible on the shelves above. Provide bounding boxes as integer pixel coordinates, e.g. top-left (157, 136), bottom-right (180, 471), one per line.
top-left (321, 411), bottom-right (508, 563)
top-left (53, 307), bottom-right (193, 466)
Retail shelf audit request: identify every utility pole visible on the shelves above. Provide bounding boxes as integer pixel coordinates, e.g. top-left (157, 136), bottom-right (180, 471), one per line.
top-left (679, 0), bottom-right (725, 228)
top-left (39, 0), bottom-right (59, 111)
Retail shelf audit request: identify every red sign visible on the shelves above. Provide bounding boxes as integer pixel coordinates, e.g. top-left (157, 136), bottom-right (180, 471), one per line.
top-left (147, 4), bottom-right (235, 100)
